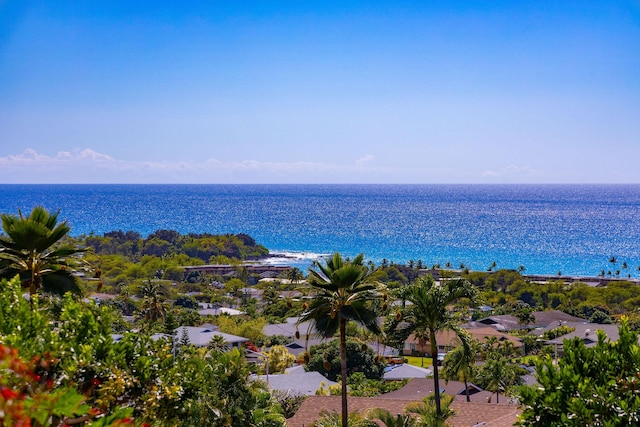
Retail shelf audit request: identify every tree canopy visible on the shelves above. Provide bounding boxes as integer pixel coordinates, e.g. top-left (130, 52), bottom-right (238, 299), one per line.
top-left (518, 319), bottom-right (640, 426)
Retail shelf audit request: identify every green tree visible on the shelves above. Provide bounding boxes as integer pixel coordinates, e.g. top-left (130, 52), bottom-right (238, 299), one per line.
top-left (396, 276), bottom-right (478, 416)
top-left (138, 280), bottom-right (167, 328)
top-left (299, 253), bottom-right (384, 427)
top-left (313, 410), bottom-right (376, 427)
top-left (306, 339), bottom-right (385, 382)
top-left (0, 206), bottom-right (87, 297)
top-left (515, 307), bottom-right (536, 327)
top-left (365, 408), bottom-right (417, 427)
top-left (287, 267), bottom-right (304, 284)
top-left (262, 344), bottom-right (295, 374)
top-left (441, 335), bottom-right (477, 402)
top-left (519, 319), bottom-right (640, 426)
top-left (405, 395), bottom-right (454, 427)
top-left (475, 353), bottom-right (519, 403)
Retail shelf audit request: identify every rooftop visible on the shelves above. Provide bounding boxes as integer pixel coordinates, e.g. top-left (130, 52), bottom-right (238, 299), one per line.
top-left (287, 395), bottom-right (521, 427)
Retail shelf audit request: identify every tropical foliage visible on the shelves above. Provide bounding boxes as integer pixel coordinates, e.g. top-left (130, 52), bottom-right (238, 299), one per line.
top-left (262, 344), bottom-right (296, 374)
top-left (405, 395), bottom-right (455, 427)
top-left (395, 276), bottom-right (478, 416)
top-left (0, 276), bottom-right (286, 426)
top-left (518, 319), bottom-right (640, 426)
top-left (306, 339), bottom-right (385, 382)
top-left (441, 337), bottom-right (477, 402)
top-left (83, 229), bottom-right (268, 263)
top-left (0, 206), bottom-right (87, 296)
top-left (299, 253), bottom-right (384, 427)
top-left (312, 410), bottom-right (376, 427)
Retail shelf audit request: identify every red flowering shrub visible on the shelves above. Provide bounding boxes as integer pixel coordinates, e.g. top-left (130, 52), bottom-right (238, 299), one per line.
top-left (0, 345), bottom-right (136, 426)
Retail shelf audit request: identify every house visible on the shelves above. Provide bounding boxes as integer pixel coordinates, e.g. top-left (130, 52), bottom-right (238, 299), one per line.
top-left (532, 321), bottom-right (628, 358)
top-left (174, 326), bottom-right (248, 349)
top-left (383, 363), bottom-right (432, 380)
top-left (256, 364), bottom-right (339, 396)
top-left (286, 395), bottom-right (521, 427)
top-left (263, 317), bottom-right (317, 341)
top-left (403, 326), bottom-right (523, 356)
top-left (198, 305), bottom-right (245, 316)
top-left (379, 377), bottom-right (495, 404)
top-left (468, 310), bottom-right (584, 332)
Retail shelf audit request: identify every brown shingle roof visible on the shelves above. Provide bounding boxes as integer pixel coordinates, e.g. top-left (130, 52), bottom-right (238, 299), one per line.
top-left (378, 378), bottom-right (495, 404)
top-left (286, 395), bottom-right (521, 427)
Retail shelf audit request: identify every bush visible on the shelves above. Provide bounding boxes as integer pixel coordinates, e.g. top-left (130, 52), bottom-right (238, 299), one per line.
top-left (306, 339), bottom-right (385, 382)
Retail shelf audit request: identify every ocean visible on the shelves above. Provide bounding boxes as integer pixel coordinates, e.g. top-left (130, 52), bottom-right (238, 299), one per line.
top-left (1, 184), bottom-right (640, 277)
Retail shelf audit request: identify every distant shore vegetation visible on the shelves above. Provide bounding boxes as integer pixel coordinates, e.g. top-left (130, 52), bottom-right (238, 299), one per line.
top-left (81, 228), bottom-right (269, 263)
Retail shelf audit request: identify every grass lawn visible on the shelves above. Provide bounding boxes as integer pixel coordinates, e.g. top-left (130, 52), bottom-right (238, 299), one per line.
top-left (404, 355), bottom-right (433, 367)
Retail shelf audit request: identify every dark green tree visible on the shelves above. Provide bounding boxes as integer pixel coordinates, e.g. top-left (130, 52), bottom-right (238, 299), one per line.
top-left (306, 339), bottom-right (385, 381)
top-left (518, 319), bottom-right (640, 426)
top-left (366, 408), bottom-right (417, 426)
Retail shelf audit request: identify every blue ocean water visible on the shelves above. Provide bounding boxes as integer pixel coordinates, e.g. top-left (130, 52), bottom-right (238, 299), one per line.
top-left (1, 184), bottom-right (640, 277)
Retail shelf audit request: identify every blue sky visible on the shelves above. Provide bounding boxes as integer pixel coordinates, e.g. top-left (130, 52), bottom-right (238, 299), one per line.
top-left (1, 0), bottom-right (639, 183)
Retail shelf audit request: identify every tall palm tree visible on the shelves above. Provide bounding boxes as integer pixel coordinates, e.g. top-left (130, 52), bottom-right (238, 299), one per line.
top-left (398, 275), bottom-right (478, 416)
top-left (299, 252), bottom-right (384, 427)
top-left (0, 206), bottom-right (85, 297)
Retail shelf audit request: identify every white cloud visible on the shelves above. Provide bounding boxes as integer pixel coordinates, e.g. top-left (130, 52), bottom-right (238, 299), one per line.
top-left (0, 148), bottom-right (417, 183)
top-left (3, 148), bottom-right (546, 184)
top-left (481, 164), bottom-right (536, 179)
top-left (1, 148), bottom-right (115, 164)
top-left (77, 149), bottom-right (115, 161)
top-left (356, 154), bottom-right (375, 165)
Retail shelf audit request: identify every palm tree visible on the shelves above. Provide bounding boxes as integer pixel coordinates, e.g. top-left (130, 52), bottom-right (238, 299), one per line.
top-left (139, 280), bottom-right (167, 325)
top-left (287, 267), bottom-right (304, 285)
top-left (405, 394), bottom-right (454, 427)
top-left (515, 307), bottom-right (536, 328)
top-left (441, 334), bottom-right (476, 402)
top-left (0, 206), bottom-right (86, 298)
top-left (397, 275), bottom-right (478, 416)
top-left (476, 353), bottom-right (518, 403)
top-left (366, 408), bottom-right (417, 427)
top-left (314, 410), bottom-right (375, 427)
top-left (299, 252), bottom-right (384, 427)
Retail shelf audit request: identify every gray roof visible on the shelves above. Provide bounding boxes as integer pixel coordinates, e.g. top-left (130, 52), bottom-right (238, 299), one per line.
top-left (543, 322), bottom-right (623, 346)
top-left (383, 363), bottom-right (432, 380)
top-left (257, 371), bottom-right (337, 396)
top-left (198, 307), bottom-right (244, 316)
top-left (471, 310), bottom-right (584, 331)
top-left (378, 378), bottom-right (494, 403)
top-left (263, 320), bottom-right (317, 338)
top-left (174, 326), bottom-right (248, 347)
top-left (150, 333), bottom-right (171, 341)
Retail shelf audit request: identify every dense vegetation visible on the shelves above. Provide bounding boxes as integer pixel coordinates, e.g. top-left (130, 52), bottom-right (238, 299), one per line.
top-left (0, 276), bottom-right (286, 426)
top-left (83, 229), bottom-right (268, 262)
top-left (519, 319), bottom-right (640, 426)
top-left (3, 206), bottom-right (640, 426)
